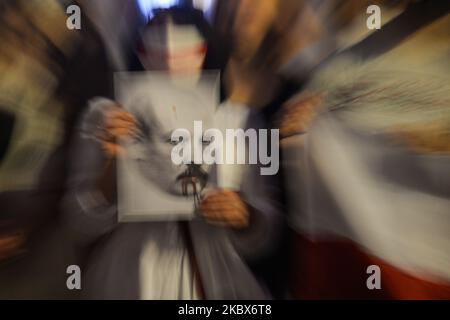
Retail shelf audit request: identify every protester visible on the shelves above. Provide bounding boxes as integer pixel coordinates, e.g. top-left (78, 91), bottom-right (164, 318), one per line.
top-left (62, 7), bottom-right (280, 299)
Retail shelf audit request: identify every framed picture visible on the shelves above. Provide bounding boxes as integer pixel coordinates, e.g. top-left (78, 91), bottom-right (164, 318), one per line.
top-left (114, 71), bottom-right (220, 222)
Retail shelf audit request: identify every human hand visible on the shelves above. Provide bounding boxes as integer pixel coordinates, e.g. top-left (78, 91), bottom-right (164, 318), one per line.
top-left (95, 104), bottom-right (138, 158)
top-left (200, 189), bottom-right (250, 229)
top-left (275, 92), bottom-right (322, 139)
top-left (0, 229), bottom-right (26, 263)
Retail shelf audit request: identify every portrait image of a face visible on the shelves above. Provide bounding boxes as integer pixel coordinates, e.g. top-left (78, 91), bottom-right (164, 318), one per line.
top-left (118, 73), bottom-right (218, 199)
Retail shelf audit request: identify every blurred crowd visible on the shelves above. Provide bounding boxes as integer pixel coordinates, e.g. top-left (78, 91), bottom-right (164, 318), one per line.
top-left (0, 0), bottom-right (449, 299)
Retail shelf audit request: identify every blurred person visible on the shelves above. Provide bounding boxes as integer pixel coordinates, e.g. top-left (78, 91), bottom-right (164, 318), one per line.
top-left (0, 0), bottom-right (113, 298)
top-left (276, 0), bottom-right (450, 299)
top-left (211, 0), bottom-right (335, 298)
top-left (63, 7), bottom-right (280, 299)
top-left (215, 0), bottom-right (450, 299)
top-left (214, 1), bottom-right (334, 120)
top-left (216, 0), bottom-right (417, 115)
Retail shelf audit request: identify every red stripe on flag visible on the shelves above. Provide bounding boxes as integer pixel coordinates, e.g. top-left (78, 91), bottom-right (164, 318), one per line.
top-left (291, 234), bottom-right (450, 300)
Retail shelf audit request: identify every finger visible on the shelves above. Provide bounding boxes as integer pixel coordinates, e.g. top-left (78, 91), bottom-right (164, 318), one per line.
top-left (104, 117), bottom-right (137, 130)
top-left (202, 202), bottom-right (247, 214)
top-left (106, 107), bottom-right (133, 118)
top-left (201, 191), bottom-right (241, 203)
top-left (202, 192), bottom-right (246, 204)
top-left (201, 208), bottom-right (248, 222)
top-left (102, 142), bottom-right (124, 157)
top-left (201, 196), bottom-right (243, 205)
top-left (0, 234), bottom-right (25, 250)
top-left (108, 126), bottom-right (138, 139)
top-left (105, 114), bottom-right (136, 124)
top-left (201, 206), bottom-right (248, 216)
top-left (105, 111), bottom-right (137, 126)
